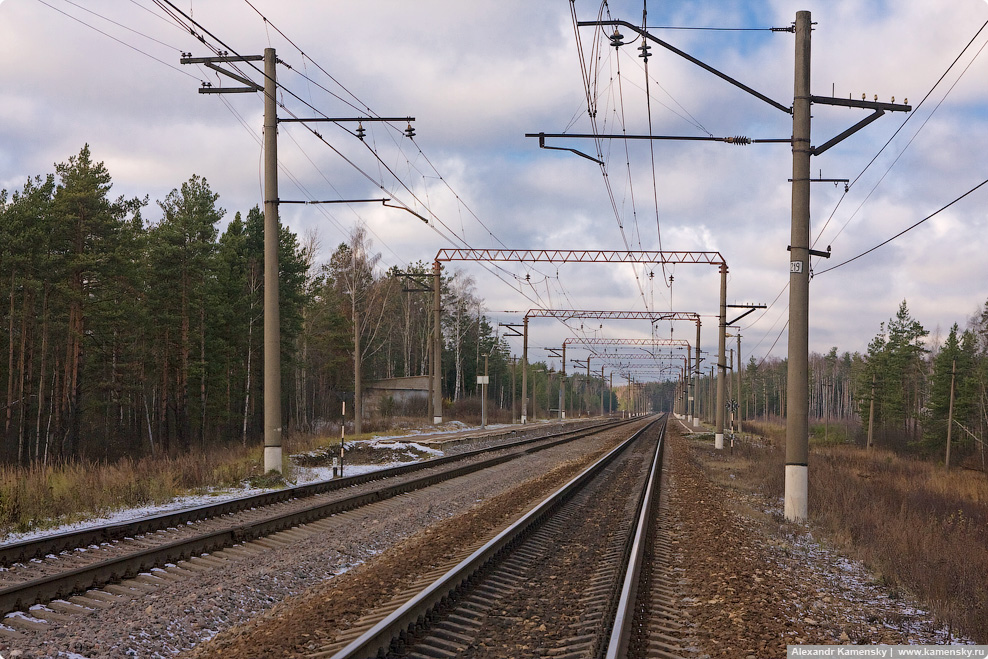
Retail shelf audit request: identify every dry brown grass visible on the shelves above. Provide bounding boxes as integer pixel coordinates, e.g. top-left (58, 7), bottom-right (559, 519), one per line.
top-left (742, 419), bottom-right (787, 445)
top-left (0, 410), bottom-right (505, 540)
top-left (0, 428), bottom-right (366, 539)
top-left (734, 420), bottom-right (988, 641)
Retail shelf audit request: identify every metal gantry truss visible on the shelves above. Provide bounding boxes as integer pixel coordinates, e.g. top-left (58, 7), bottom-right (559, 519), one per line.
top-left (526, 309), bottom-right (705, 322)
top-left (432, 250), bottom-right (730, 429)
top-left (524, 311), bottom-right (707, 427)
top-left (437, 249), bottom-right (726, 265)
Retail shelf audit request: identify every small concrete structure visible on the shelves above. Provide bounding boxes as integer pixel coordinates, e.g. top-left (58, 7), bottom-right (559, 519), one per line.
top-left (363, 376), bottom-right (430, 418)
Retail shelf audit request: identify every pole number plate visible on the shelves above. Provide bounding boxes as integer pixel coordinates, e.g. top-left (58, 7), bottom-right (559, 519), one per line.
top-left (790, 261), bottom-right (804, 274)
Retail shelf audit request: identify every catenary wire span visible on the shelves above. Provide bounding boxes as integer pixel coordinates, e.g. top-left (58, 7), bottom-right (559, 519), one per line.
top-left (236, 0), bottom-right (597, 320)
top-left (35, 0), bottom-right (202, 81)
top-left (150, 0), bottom-right (571, 316)
top-left (815, 178), bottom-right (988, 277)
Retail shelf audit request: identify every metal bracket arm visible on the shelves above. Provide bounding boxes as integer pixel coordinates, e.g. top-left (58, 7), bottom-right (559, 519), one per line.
top-left (203, 61), bottom-right (262, 91)
top-left (534, 133), bottom-right (604, 165)
top-left (810, 95), bottom-right (912, 113)
top-left (811, 109), bottom-right (885, 156)
top-left (498, 323), bottom-right (524, 338)
top-left (578, 19), bottom-right (792, 115)
top-left (787, 245), bottom-right (831, 259)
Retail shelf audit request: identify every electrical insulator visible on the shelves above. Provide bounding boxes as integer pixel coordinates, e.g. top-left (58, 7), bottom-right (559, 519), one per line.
top-left (356, 123), bottom-right (366, 141)
top-left (724, 136), bottom-right (751, 146)
top-left (404, 123), bottom-right (415, 138)
top-left (609, 28), bottom-right (624, 48)
top-left (638, 42), bottom-right (651, 61)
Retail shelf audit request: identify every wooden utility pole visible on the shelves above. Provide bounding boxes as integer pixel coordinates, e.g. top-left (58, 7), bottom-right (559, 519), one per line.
top-left (867, 373), bottom-right (876, 451)
top-left (946, 359), bottom-right (956, 471)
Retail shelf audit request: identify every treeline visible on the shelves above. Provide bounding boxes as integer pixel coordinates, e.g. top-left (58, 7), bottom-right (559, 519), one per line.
top-left (9, 148), bottom-right (980, 467)
top-left (0, 147), bottom-right (616, 466)
top-left (685, 349), bottom-right (866, 428)
top-left (862, 300), bottom-right (988, 461)
top-left (683, 299), bottom-right (988, 462)
top-left (0, 146), bottom-right (312, 465)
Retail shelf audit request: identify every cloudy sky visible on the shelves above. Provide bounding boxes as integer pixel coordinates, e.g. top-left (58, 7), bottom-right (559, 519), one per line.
top-left (1, 0), bottom-right (987, 377)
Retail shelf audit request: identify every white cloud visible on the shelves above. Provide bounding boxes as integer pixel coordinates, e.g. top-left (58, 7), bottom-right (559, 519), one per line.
top-left (0, 0), bottom-right (986, 370)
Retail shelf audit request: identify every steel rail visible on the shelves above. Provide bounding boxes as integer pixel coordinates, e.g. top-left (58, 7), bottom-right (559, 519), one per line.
top-left (605, 415), bottom-right (668, 658)
top-left (0, 418), bottom-right (633, 617)
top-left (327, 414), bottom-right (666, 659)
top-left (0, 418), bottom-right (622, 566)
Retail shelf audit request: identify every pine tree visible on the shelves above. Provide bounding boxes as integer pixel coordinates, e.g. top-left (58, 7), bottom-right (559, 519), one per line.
top-left (149, 175), bottom-right (223, 450)
top-left (50, 145), bottom-right (144, 459)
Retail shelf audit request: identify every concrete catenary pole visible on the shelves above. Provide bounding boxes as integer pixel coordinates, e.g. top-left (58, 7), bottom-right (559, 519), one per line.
top-left (785, 10), bottom-right (812, 521)
top-left (715, 264), bottom-right (728, 449)
top-left (432, 259), bottom-right (442, 424)
top-left (352, 287), bottom-right (362, 435)
top-left (686, 342), bottom-right (693, 424)
top-left (511, 357), bottom-right (517, 424)
top-left (626, 374), bottom-right (632, 417)
top-left (694, 320), bottom-right (702, 428)
top-left (586, 357), bottom-right (591, 415)
top-left (600, 365), bottom-right (605, 417)
top-left (262, 47), bottom-right (282, 474)
top-left (559, 342), bottom-right (566, 420)
top-left (481, 354), bottom-right (489, 429)
top-left (521, 316), bottom-right (529, 424)
top-left (736, 331), bottom-right (743, 435)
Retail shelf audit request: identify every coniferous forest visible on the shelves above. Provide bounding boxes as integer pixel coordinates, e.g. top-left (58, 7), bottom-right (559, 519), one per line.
top-left (2, 147), bottom-right (987, 467)
top-left (0, 147), bottom-right (562, 465)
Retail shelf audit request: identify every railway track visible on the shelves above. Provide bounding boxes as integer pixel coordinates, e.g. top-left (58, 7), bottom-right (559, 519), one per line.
top-left (311, 413), bottom-right (691, 659)
top-left (0, 418), bottom-right (632, 626)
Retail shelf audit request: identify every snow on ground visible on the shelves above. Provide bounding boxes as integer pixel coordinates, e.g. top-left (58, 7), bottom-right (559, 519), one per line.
top-left (0, 428), bottom-right (477, 548)
top-left (0, 419), bottom-right (534, 548)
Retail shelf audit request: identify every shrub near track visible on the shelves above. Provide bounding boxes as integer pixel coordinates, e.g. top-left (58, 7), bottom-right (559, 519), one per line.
top-left (734, 422), bottom-right (988, 642)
